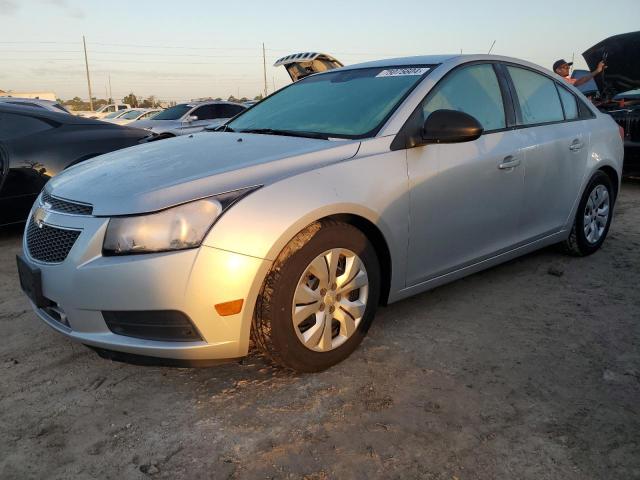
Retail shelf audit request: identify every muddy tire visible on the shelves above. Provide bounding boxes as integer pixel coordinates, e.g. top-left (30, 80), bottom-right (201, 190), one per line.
top-left (563, 171), bottom-right (614, 256)
top-left (252, 220), bottom-right (380, 372)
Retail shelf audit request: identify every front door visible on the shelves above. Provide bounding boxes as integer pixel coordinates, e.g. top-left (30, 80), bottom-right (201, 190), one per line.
top-left (405, 63), bottom-right (525, 286)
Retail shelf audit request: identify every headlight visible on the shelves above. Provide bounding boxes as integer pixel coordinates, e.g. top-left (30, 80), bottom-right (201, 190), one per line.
top-left (103, 187), bottom-right (259, 255)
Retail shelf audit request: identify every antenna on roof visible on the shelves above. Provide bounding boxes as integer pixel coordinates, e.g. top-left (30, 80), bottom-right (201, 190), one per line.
top-left (487, 40), bottom-right (496, 54)
top-left (571, 52), bottom-right (575, 75)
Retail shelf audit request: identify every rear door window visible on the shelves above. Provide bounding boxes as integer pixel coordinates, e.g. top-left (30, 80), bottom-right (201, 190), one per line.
top-left (219, 104), bottom-right (245, 117)
top-left (191, 105), bottom-right (217, 120)
top-left (421, 64), bottom-right (506, 131)
top-left (506, 66), bottom-right (564, 125)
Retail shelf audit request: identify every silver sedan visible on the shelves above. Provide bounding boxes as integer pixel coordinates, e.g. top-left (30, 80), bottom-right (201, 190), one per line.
top-left (133, 100), bottom-right (246, 137)
top-left (18, 54), bottom-right (623, 372)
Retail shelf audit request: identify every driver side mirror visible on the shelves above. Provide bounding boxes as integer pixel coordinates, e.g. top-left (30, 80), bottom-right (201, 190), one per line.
top-left (185, 115), bottom-right (198, 122)
top-left (421, 109), bottom-right (483, 144)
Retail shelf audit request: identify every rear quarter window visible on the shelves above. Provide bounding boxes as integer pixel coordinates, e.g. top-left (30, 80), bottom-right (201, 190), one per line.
top-left (557, 86), bottom-right (579, 120)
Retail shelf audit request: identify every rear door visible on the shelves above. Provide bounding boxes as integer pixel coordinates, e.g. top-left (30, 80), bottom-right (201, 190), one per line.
top-left (504, 65), bottom-right (591, 240)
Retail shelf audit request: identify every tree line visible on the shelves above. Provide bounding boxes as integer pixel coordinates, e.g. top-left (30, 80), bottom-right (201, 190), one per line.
top-left (60, 93), bottom-right (264, 111)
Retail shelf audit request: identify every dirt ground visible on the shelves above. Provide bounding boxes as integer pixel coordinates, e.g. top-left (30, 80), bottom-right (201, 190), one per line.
top-left (1, 181), bottom-right (639, 480)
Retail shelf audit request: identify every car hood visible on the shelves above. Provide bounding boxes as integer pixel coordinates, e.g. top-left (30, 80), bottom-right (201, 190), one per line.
top-left (48, 132), bottom-right (360, 216)
top-left (583, 31), bottom-right (640, 98)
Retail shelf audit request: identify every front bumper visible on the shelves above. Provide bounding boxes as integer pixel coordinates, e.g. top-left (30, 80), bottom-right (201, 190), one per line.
top-left (21, 210), bottom-right (272, 362)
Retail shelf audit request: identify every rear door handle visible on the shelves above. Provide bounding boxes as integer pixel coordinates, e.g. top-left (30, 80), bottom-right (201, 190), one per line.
top-left (498, 155), bottom-right (521, 170)
top-left (569, 140), bottom-right (584, 151)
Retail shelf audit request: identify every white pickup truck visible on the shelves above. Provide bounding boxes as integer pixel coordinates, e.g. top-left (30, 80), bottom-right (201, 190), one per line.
top-left (75, 103), bottom-right (132, 119)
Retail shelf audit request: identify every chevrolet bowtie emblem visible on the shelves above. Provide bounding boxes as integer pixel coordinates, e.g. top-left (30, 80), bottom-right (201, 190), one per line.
top-left (33, 206), bottom-right (47, 228)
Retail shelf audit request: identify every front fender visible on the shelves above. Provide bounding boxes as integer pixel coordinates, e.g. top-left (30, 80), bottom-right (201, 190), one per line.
top-left (203, 136), bottom-right (410, 296)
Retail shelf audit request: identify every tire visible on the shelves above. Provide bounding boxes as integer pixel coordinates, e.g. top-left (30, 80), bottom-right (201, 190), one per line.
top-left (563, 171), bottom-right (614, 256)
top-left (252, 220), bottom-right (381, 372)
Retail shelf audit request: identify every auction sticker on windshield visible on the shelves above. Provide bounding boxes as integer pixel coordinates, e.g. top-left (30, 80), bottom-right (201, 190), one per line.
top-left (376, 67), bottom-right (430, 77)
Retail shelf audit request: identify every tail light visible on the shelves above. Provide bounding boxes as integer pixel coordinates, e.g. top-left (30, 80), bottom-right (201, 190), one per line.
top-left (618, 125), bottom-right (625, 141)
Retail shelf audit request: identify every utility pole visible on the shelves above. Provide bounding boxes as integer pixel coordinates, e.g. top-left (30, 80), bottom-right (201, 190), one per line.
top-left (108, 74), bottom-right (113, 103)
top-left (262, 43), bottom-right (268, 98)
top-left (82, 35), bottom-right (94, 111)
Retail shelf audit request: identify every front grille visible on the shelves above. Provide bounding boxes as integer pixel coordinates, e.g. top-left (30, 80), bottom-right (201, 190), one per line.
top-left (26, 220), bottom-right (81, 263)
top-left (41, 191), bottom-right (93, 216)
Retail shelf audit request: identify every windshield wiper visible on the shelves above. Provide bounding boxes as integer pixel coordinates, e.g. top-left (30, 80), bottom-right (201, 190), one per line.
top-left (239, 128), bottom-right (329, 140)
top-left (207, 124), bottom-right (235, 132)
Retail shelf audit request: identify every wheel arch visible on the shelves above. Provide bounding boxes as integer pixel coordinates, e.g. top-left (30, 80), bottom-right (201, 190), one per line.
top-left (598, 165), bottom-right (619, 200)
top-left (318, 213), bottom-right (392, 306)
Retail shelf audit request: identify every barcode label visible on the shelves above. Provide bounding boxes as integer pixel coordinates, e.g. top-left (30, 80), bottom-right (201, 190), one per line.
top-left (376, 68), bottom-right (430, 77)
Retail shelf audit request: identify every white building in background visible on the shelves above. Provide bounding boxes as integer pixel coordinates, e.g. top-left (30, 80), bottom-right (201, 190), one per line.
top-left (0, 90), bottom-right (57, 101)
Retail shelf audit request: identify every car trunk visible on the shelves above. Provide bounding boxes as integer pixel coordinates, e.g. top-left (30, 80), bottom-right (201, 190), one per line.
top-left (274, 52), bottom-right (343, 82)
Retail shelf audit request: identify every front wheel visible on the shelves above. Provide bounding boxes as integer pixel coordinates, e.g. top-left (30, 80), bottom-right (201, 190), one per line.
top-left (252, 221), bottom-right (381, 372)
top-left (563, 171), bottom-right (615, 256)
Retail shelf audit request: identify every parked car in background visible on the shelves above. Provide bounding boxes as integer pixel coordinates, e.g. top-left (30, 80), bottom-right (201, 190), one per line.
top-left (75, 103), bottom-right (132, 119)
top-left (100, 109), bottom-right (133, 121)
top-left (274, 52), bottom-right (344, 81)
top-left (133, 101), bottom-right (247, 137)
top-left (580, 31), bottom-right (640, 176)
top-left (0, 97), bottom-right (70, 114)
top-left (104, 108), bottom-right (161, 125)
top-left (0, 104), bottom-right (152, 226)
top-left (17, 54), bottom-right (622, 372)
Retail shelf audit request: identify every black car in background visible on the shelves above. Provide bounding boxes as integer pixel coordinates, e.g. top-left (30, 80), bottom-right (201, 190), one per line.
top-left (0, 104), bottom-right (152, 226)
top-left (580, 31), bottom-right (640, 176)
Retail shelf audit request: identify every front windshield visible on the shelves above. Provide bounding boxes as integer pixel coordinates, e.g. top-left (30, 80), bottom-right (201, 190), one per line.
top-left (120, 109), bottom-right (143, 119)
top-left (103, 110), bottom-right (123, 119)
top-left (152, 104), bottom-right (192, 120)
top-left (228, 66), bottom-right (433, 138)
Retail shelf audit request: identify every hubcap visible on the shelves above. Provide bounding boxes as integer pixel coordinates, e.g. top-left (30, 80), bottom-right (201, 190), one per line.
top-left (292, 248), bottom-right (369, 352)
top-left (583, 184), bottom-right (610, 244)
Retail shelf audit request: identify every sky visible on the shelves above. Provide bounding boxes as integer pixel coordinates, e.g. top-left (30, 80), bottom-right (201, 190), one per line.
top-left (1, 0), bottom-right (638, 103)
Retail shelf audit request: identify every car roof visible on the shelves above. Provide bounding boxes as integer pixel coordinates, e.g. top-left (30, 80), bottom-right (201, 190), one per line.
top-left (0, 103), bottom-right (122, 125)
top-left (0, 97), bottom-right (57, 105)
top-left (181, 100), bottom-right (246, 106)
top-left (335, 54), bottom-right (551, 74)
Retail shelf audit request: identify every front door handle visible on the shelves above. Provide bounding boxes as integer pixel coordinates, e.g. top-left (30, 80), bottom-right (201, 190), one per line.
top-left (498, 155), bottom-right (521, 170)
top-left (569, 139), bottom-right (584, 151)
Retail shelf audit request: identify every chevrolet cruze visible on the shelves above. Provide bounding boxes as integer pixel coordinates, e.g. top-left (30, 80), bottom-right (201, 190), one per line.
top-left (17, 54), bottom-right (623, 372)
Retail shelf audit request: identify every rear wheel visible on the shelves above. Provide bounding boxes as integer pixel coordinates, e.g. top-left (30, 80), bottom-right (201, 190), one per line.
top-left (252, 220), bottom-right (380, 372)
top-left (563, 171), bottom-right (614, 256)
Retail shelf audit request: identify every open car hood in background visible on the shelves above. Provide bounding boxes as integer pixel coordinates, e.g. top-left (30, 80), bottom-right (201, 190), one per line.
top-left (583, 31), bottom-right (640, 98)
top-left (274, 52), bottom-right (343, 82)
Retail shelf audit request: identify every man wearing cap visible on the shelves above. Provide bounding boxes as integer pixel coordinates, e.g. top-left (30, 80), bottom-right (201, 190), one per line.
top-left (553, 59), bottom-right (606, 86)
